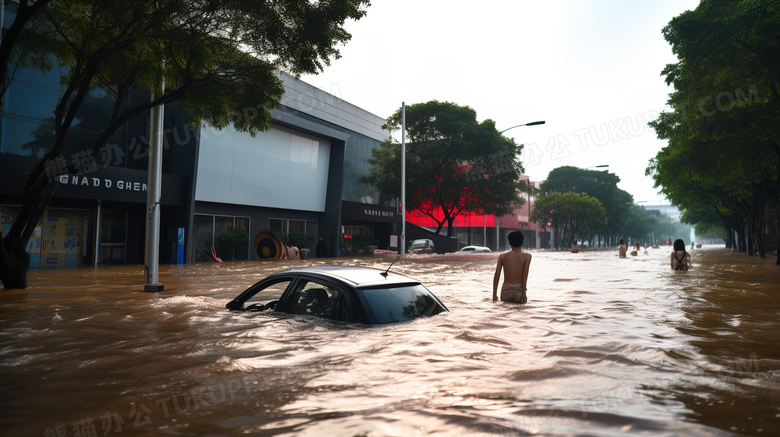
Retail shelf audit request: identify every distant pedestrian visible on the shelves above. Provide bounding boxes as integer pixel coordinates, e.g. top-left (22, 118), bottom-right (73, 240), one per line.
top-left (571, 243), bottom-right (579, 253)
top-left (618, 239), bottom-right (627, 258)
top-left (671, 239), bottom-right (689, 271)
top-left (316, 237), bottom-right (327, 258)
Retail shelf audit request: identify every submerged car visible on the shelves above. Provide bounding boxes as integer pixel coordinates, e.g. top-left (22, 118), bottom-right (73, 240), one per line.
top-left (408, 239), bottom-right (436, 254)
top-left (226, 266), bottom-right (448, 325)
top-left (460, 245), bottom-right (492, 253)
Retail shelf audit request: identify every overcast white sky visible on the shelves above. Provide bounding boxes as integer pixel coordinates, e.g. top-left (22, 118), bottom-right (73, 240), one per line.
top-left (302, 0), bottom-right (701, 204)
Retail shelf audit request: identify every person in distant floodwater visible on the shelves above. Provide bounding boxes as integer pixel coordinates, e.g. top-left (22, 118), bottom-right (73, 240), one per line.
top-left (493, 231), bottom-right (532, 304)
top-left (571, 243), bottom-right (579, 253)
top-left (316, 237), bottom-right (327, 258)
top-left (619, 239), bottom-right (627, 258)
top-left (671, 239), bottom-right (689, 270)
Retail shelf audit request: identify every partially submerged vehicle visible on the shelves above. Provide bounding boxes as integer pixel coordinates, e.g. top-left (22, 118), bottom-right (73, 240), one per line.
top-left (226, 266), bottom-right (448, 325)
top-left (408, 239), bottom-right (436, 254)
top-left (459, 245), bottom-right (492, 253)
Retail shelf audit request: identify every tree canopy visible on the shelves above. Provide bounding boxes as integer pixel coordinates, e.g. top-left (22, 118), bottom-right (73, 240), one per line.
top-left (541, 166), bottom-right (634, 246)
top-left (361, 100), bottom-right (530, 236)
top-left (646, 0), bottom-right (779, 262)
top-left (0, 0), bottom-right (371, 289)
top-left (530, 192), bottom-right (607, 247)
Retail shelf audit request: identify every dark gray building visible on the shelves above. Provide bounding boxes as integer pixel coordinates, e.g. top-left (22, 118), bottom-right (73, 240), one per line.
top-left (191, 72), bottom-right (395, 261)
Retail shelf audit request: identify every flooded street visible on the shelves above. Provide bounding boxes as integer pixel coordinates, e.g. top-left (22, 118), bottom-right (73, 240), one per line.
top-left (2, 246), bottom-right (779, 437)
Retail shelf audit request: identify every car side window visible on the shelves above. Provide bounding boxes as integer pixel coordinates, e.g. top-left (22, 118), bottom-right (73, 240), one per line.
top-left (243, 280), bottom-right (292, 308)
top-left (286, 280), bottom-right (341, 318)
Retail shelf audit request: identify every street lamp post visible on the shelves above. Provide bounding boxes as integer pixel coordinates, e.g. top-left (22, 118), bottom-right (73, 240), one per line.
top-left (494, 121), bottom-right (546, 251)
top-left (400, 102), bottom-right (406, 259)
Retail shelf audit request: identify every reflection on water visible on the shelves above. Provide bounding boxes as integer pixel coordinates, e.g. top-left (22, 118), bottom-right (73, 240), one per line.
top-left (1, 246), bottom-right (779, 436)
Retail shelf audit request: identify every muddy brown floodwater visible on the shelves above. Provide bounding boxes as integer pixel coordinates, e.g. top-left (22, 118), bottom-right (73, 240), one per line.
top-left (1, 246), bottom-right (779, 436)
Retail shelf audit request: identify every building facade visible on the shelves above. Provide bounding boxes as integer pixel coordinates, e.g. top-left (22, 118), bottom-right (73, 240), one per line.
top-left (191, 72), bottom-right (394, 261)
top-left (0, 43), bottom-right (392, 267)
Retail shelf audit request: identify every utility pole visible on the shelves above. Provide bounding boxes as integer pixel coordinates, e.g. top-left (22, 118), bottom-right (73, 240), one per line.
top-left (400, 102), bottom-right (406, 259)
top-left (144, 84), bottom-right (165, 292)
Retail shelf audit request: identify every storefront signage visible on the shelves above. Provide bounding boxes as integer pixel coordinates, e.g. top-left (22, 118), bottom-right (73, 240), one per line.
top-left (341, 201), bottom-right (397, 223)
top-left (363, 208), bottom-right (394, 219)
top-left (58, 175), bottom-right (147, 192)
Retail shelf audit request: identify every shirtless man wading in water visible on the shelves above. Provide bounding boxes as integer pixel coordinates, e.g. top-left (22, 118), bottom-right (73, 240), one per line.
top-left (493, 230), bottom-right (532, 303)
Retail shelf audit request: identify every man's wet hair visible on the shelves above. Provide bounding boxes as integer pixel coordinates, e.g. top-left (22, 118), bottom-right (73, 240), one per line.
top-left (619, 238), bottom-right (625, 245)
top-left (507, 231), bottom-right (524, 248)
top-left (673, 239), bottom-right (686, 251)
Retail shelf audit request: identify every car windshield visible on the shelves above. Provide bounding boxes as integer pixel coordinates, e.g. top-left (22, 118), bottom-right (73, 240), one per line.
top-left (356, 284), bottom-right (446, 324)
top-left (410, 242), bottom-right (426, 249)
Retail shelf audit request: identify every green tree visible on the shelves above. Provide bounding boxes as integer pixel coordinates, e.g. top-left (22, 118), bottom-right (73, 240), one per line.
top-left (647, 0), bottom-right (779, 262)
top-left (0, 0), bottom-right (370, 289)
top-left (362, 100), bottom-right (530, 236)
top-left (530, 192), bottom-right (607, 248)
top-left (541, 166), bottom-right (632, 246)
top-left (623, 204), bottom-right (658, 244)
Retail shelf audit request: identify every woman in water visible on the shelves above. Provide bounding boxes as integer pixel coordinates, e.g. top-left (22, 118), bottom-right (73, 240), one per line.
top-left (671, 239), bottom-right (689, 270)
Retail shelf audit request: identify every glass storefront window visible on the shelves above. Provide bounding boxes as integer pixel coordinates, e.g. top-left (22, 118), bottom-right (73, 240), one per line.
top-left (289, 220), bottom-right (305, 233)
top-left (99, 212), bottom-right (126, 264)
top-left (235, 218), bottom-right (250, 261)
top-left (215, 216), bottom-right (234, 261)
top-left (269, 219), bottom-right (284, 234)
top-left (193, 214), bottom-right (249, 262)
top-left (193, 215), bottom-right (215, 262)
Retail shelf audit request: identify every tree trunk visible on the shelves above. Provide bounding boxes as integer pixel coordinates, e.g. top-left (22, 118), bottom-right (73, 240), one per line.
top-left (756, 207), bottom-right (766, 258)
top-left (1, 178), bottom-right (58, 289)
top-left (775, 225), bottom-right (780, 265)
top-left (742, 225), bottom-right (748, 252)
top-left (726, 224), bottom-right (734, 250)
top-left (0, 238), bottom-right (30, 290)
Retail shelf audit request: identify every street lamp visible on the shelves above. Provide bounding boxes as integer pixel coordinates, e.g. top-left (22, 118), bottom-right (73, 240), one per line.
top-left (499, 121), bottom-right (545, 134)
top-left (493, 120), bottom-right (546, 250)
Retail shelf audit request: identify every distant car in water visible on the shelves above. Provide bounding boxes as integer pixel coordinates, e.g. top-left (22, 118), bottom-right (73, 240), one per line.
top-left (408, 239), bottom-right (436, 254)
top-left (226, 266), bottom-right (448, 325)
top-left (459, 245), bottom-right (492, 253)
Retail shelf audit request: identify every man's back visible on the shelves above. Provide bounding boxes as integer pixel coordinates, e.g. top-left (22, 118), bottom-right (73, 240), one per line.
top-left (500, 249), bottom-right (532, 284)
top-left (493, 246), bottom-right (532, 303)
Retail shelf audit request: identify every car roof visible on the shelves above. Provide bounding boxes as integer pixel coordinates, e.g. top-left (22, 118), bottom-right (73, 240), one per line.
top-left (278, 266), bottom-right (421, 289)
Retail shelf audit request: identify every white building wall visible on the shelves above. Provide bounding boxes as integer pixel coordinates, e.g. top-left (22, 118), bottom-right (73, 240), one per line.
top-left (196, 124), bottom-right (331, 212)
